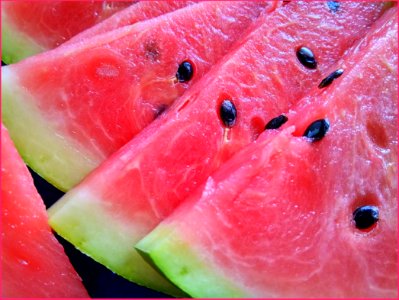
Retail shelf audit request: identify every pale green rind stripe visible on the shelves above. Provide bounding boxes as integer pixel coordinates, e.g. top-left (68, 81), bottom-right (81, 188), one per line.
top-left (1, 8), bottom-right (45, 64)
top-left (47, 189), bottom-right (186, 297)
top-left (136, 223), bottom-right (249, 298)
top-left (1, 67), bottom-right (101, 191)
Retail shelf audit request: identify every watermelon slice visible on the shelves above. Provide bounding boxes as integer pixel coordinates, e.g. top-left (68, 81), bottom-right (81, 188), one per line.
top-left (2, 1), bottom-right (275, 191)
top-left (1, 124), bottom-right (89, 298)
top-left (47, 1), bottom-right (389, 293)
top-left (1, 1), bottom-right (132, 64)
top-left (66, 1), bottom-right (194, 45)
top-left (137, 7), bottom-right (398, 297)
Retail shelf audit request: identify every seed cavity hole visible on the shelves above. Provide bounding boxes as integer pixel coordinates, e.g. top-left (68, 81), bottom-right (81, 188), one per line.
top-left (154, 104), bottom-right (168, 119)
top-left (177, 99), bottom-right (190, 112)
top-left (144, 40), bottom-right (160, 61)
top-left (366, 119), bottom-right (388, 148)
top-left (251, 117), bottom-right (265, 140)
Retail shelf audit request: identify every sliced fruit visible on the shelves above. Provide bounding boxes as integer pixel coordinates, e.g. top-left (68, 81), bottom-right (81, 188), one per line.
top-left (137, 8), bottom-right (398, 297)
top-left (1, 1), bottom-right (132, 63)
top-left (2, 1), bottom-right (275, 191)
top-left (1, 124), bottom-right (89, 298)
top-left (47, 1), bottom-right (389, 293)
top-left (66, 1), bottom-right (194, 44)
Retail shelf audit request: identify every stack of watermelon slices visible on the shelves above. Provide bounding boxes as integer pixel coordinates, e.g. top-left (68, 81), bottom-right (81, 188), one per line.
top-left (2, 0), bottom-right (277, 192)
top-left (137, 6), bottom-right (398, 297)
top-left (1, 1), bottom-right (397, 298)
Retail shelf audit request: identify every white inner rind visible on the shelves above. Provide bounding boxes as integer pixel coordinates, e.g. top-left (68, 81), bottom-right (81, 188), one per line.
top-left (47, 188), bottom-right (185, 297)
top-left (1, 67), bottom-right (101, 191)
top-left (136, 223), bottom-right (249, 298)
top-left (1, 7), bottom-right (45, 64)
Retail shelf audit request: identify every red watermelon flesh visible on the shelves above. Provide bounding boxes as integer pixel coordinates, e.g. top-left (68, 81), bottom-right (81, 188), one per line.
top-left (66, 1), bottom-right (195, 45)
top-left (47, 1), bottom-right (389, 292)
top-left (1, 1), bottom-right (132, 63)
top-left (2, 1), bottom-right (276, 192)
top-left (136, 7), bottom-right (398, 297)
top-left (1, 124), bottom-right (89, 298)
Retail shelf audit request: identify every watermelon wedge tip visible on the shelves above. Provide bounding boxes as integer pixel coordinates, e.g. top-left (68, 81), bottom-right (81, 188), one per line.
top-left (1, 1), bottom-right (132, 63)
top-left (1, 124), bottom-right (89, 298)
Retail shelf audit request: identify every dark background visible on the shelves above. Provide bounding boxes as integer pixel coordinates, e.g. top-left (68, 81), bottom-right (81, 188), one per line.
top-left (29, 168), bottom-right (171, 298)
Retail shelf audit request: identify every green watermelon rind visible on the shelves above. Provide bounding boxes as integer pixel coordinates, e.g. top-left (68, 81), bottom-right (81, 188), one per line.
top-left (47, 189), bottom-right (186, 297)
top-left (1, 9), bottom-right (45, 64)
top-left (136, 223), bottom-right (249, 298)
top-left (1, 67), bottom-right (100, 192)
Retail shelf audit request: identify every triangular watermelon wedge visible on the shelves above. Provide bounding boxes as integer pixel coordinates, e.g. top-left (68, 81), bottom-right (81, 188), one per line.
top-left (47, 1), bottom-right (390, 293)
top-left (1, 1), bottom-right (132, 64)
top-left (1, 124), bottom-right (89, 298)
top-left (2, 1), bottom-right (275, 191)
top-left (136, 7), bottom-right (398, 297)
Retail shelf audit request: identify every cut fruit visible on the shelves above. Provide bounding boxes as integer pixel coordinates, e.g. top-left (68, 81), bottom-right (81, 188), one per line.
top-left (2, 1), bottom-right (275, 191)
top-left (1, 1), bottom-right (132, 63)
top-left (1, 124), bottom-right (89, 298)
top-left (137, 8), bottom-right (398, 297)
top-left (66, 1), bottom-right (194, 45)
top-left (47, 1), bottom-right (389, 294)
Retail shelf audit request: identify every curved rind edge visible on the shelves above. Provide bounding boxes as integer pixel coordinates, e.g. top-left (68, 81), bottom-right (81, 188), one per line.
top-left (1, 7), bottom-right (45, 64)
top-left (1, 67), bottom-right (100, 191)
top-left (136, 223), bottom-right (249, 298)
top-left (47, 189), bottom-right (186, 297)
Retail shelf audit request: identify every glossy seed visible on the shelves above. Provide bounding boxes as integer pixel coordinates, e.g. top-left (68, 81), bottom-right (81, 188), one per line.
top-left (176, 61), bottom-right (194, 82)
top-left (327, 1), bottom-right (340, 12)
top-left (265, 115), bottom-right (288, 130)
top-left (303, 119), bottom-right (330, 141)
top-left (353, 205), bottom-right (379, 230)
top-left (220, 100), bottom-right (237, 128)
top-left (318, 69), bottom-right (344, 89)
top-left (296, 47), bottom-right (317, 69)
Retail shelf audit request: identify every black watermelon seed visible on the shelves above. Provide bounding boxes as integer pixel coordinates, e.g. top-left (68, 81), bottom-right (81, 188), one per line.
top-left (353, 205), bottom-right (379, 230)
top-left (327, 1), bottom-right (340, 12)
top-left (296, 47), bottom-right (317, 69)
top-left (303, 119), bottom-right (330, 141)
top-left (318, 69), bottom-right (344, 89)
top-left (176, 61), bottom-right (194, 82)
top-left (220, 100), bottom-right (237, 128)
top-left (265, 115), bottom-right (288, 130)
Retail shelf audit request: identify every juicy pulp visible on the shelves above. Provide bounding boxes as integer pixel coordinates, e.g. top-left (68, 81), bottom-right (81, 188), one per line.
top-left (66, 1), bottom-right (194, 45)
top-left (2, 1), bottom-right (274, 191)
top-left (1, 124), bottom-right (89, 298)
top-left (137, 7), bottom-right (398, 297)
top-left (1, 1), bottom-right (131, 63)
top-left (47, 1), bottom-right (389, 294)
